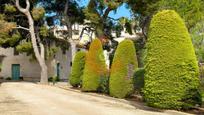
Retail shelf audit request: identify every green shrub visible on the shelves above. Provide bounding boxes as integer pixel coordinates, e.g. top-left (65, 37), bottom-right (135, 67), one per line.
top-left (109, 39), bottom-right (138, 98)
top-left (82, 39), bottom-right (108, 91)
top-left (52, 76), bottom-right (58, 85)
top-left (48, 77), bottom-right (53, 82)
top-left (5, 77), bottom-right (11, 80)
top-left (70, 51), bottom-right (86, 87)
top-left (48, 76), bottom-right (59, 83)
top-left (144, 10), bottom-right (201, 109)
top-left (133, 68), bottom-right (145, 93)
top-left (98, 74), bottom-right (109, 94)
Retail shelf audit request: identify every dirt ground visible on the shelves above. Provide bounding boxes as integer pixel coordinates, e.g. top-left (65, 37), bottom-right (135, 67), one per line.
top-left (0, 82), bottom-right (191, 115)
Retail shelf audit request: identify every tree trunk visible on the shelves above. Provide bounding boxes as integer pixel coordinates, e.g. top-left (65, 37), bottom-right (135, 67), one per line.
top-left (70, 40), bottom-right (76, 61)
top-left (64, 0), bottom-right (72, 39)
top-left (64, 0), bottom-right (75, 60)
top-left (37, 34), bottom-right (48, 83)
top-left (16, 0), bottom-right (48, 84)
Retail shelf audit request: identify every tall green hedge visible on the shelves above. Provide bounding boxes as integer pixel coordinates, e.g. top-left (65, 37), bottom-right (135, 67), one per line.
top-left (82, 39), bottom-right (108, 91)
top-left (70, 51), bottom-right (86, 87)
top-left (109, 39), bottom-right (138, 98)
top-left (144, 10), bottom-right (201, 109)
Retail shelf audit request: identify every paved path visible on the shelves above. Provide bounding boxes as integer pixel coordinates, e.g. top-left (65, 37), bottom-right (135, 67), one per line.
top-left (0, 82), bottom-right (190, 115)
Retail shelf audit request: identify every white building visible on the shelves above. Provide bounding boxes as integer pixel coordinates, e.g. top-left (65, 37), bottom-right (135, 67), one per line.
top-left (0, 23), bottom-right (93, 81)
top-left (0, 23), bottom-right (138, 81)
top-left (0, 46), bottom-right (72, 81)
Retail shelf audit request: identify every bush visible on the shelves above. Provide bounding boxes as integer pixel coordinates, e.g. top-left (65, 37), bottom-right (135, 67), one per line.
top-left (109, 39), bottom-right (138, 98)
top-left (144, 10), bottom-right (201, 109)
top-left (98, 74), bottom-right (109, 94)
top-left (52, 76), bottom-right (58, 85)
top-left (48, 76), bottom-right (59, 82)
top-left (70, 51), bottom-right (86, 87)
top-left (133, 68), bottom-right (145, 93)
top-left (82, 39), bottom-right (108, 92)
top-left (5, 77), bottom-right (11, 80)
top-left (48, 77), bottom-right (52, 82)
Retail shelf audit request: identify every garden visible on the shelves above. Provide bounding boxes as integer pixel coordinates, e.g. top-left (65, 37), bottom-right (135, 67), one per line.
top-left (69, 10), bottom-right (204, 113)
top-left (1, 0), bottom-right (204, 114)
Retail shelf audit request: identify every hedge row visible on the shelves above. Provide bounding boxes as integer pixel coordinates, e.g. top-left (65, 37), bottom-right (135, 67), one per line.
top-left (69, 11), bottom-right (201, 109)
top-left (70, 39), bottom-right (137, 98)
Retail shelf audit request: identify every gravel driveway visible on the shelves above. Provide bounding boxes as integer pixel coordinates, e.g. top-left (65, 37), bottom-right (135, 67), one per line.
top-left (0, 82), bottom-right (190, 115)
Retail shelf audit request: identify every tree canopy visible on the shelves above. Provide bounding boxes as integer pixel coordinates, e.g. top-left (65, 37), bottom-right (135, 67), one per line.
top-left (84, 0), bottom-right (126, 39)
top-left (0, 0), bottom-right (84, 83)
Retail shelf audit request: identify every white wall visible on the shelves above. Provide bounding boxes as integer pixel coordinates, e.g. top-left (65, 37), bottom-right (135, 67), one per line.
top-left (53, 47), bottom-right (72, 80)
top-left (0, 47), bottom-right (72, 81)
top-left (0, 48), bottom-right (41, 79)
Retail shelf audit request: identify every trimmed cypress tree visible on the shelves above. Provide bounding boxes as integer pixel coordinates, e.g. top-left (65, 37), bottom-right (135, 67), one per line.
top-left (109, 39), bottom-right (138, 98)
top-left (144, 10), bottom-right (201, 109)
top-left (82, 39), bottom-right (108, 91)
top-left (70, 51), bottom-right (86, 87)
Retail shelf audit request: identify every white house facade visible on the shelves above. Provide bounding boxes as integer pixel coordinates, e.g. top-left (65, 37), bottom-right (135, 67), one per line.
top-left (0, 23), bottom-right (138, 81)
top-left (0, 47), bottom-right (72, 81)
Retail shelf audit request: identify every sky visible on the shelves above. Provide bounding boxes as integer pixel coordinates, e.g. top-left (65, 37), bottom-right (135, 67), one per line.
top-left (47, 0), bottom-right (133, 25)
top-left (75, 0), bottom-right (132, 19)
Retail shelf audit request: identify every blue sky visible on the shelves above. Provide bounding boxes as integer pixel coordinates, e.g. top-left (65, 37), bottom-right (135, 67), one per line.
top-left (47, 1), bottom-right (133, 25)
top-left (75, 0), bottom-right (132, 19)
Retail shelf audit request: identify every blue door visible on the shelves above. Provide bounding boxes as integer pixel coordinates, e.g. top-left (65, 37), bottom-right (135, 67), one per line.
top-left (12, 64), bottom-right (20, 80)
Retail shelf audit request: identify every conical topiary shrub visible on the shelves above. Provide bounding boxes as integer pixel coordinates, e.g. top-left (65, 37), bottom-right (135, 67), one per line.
top-left (82, 39), bottom-right (108, 91)
top-left (70, 51), bottom-right (86, 87)
top-left (144, 10), bottom-right (201, 109)
top-left (109, 39), bottom-right (138, 98)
